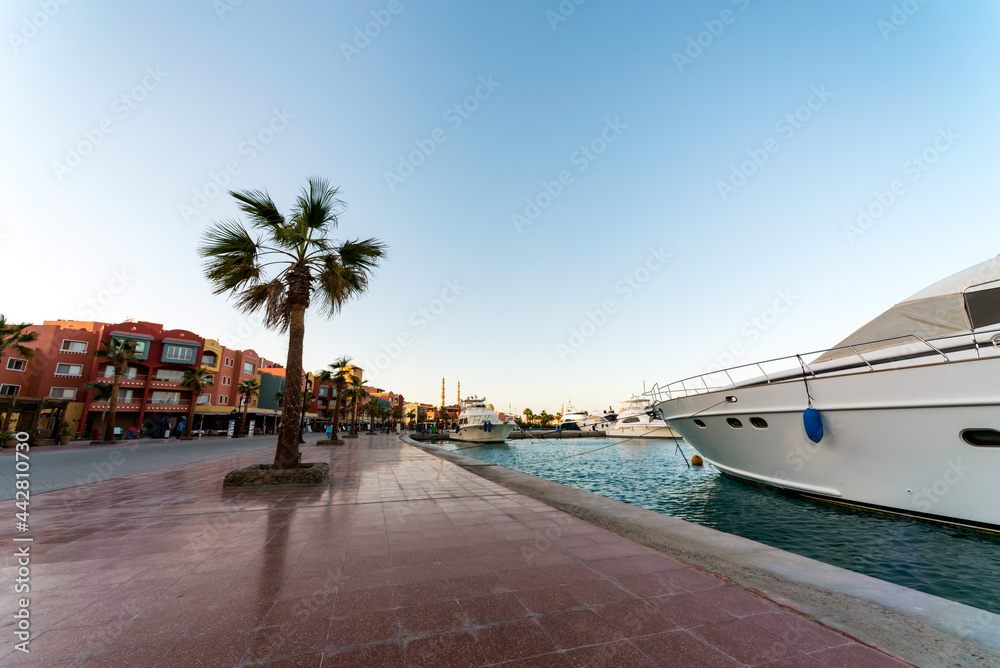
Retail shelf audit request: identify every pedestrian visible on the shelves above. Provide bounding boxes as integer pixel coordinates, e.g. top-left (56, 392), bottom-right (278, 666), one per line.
top-left (176, 420), bottom-right (185, 439)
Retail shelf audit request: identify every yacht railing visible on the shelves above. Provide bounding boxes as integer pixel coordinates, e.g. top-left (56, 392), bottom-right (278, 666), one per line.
top-left (645, 326), bottom-right (1000, 403)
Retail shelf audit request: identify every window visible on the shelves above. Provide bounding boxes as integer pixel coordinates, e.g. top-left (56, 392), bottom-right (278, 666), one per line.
top-left (150, 391), bottom-right (180, 404)
top-left (117, 389), bottom-right (134, 403)
top-left (220, 395), bottom-right (228, 405)
top-left (222, 376), bottom-right (231, 386)
top-left (727, 418), bottom-right (743, 429)
top-left (622, 417), bottom-right (641, 424)
top-left (201, 353), bottom-right (217, 366)
top-left (133, 341), bottom-right (146, 355)
top-left (60, 340), bottom-right (87, 353)
top-left (163, 345), bottom-right (194, 362)
top-left (204, 375), bottom-right (214, 385)
top-left (243, 362), bottom-right (254, 375)
top-left (319, 387), bottom-right (328, 397)
top-left (55, 363), bottom-right (83, 376)
top-left (1, 384), bottom-right (20, 396)
top-left (100, 366), bottom-right (139, 379)
top-left (750, 417), bottom-right (768, 429)
top-left (693, 419), bottom-right (707, 428)
top-left (961, 429), bottom-right (1000, 447)
top-left (198, 393), bottom-right (211, 405)
top-left (155, 369), bottom-right (185, 382)
top-left (6, 358), bottom-right (26, 371)
top-left (225, 357), bottom-right (234, 367)
top-left (49, 387), bottom-right (77, 399)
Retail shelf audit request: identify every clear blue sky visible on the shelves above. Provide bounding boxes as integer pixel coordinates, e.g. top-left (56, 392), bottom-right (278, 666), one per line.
top-left (3, 1), bottom-right (999, 414)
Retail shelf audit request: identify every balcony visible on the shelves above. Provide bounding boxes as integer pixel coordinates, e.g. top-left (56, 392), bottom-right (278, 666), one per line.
top-left (88, 401), bottom-right (143, 411)
top-left (146, 398), bottom-right (191, 410)
top-left (95, 374), bottom-right (147, 386)
top-left (149, 380), bottom-right (182, 389)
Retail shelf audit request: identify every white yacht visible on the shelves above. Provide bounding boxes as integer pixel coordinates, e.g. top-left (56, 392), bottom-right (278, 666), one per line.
top-left (453, 396), bottom-right (515, 443)
top-left (648, 256), bottom-right (1000, 532)
top-left (605, 395), bottom-right (679, 438)
top-left (560, 400), bottom-right (610, 432)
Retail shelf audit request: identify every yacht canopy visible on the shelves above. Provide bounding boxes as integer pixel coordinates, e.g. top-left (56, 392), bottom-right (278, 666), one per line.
top-left (815, 254), bottom-right (1000, 363)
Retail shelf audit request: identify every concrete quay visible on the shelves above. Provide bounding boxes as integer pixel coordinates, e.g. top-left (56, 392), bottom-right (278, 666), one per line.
top-left (0, 433), bottom-right (992, 666)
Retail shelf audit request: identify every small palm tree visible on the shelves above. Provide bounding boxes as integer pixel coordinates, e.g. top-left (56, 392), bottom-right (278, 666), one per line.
top-left (83, 381), bottom-right (114, 438)
top-left (180, 367), bottom-right (214, 439)
top-left (406, 409), bottom-right (416, 429)
top-left (523, 408), bottom-right (534, 427)
top-left (539, 410), bottom-right (554, 427)
top-left (342, 376), bottom-right (369, 435)
top-left (95, 338), bottom-right (138, 442)
top-left (238, 378), bottom-right (261, 436)
top-left (328, 357), bottom-right (353, 437)
top-left (0, 315), bottom-right (38, 362)
top-left (199, 178), bottom-right (386, 468)
top-left (390, 405), bottom-right (402, 432)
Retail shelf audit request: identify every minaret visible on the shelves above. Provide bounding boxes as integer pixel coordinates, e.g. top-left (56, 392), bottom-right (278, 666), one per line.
top-left (457, 381), bottom-right (461, 405)
top-left (440, 378), bottom-right (445, 409)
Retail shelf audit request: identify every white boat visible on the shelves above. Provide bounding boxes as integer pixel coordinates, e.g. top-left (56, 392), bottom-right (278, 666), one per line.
top-left (560, 400), bottom-right (610, 432)
top-left (605, 395), bottom-right (679, 438)
top-left (648, 256), bottom-right (1000, 532)
top-left (453, 396), bottom-right (515, 443)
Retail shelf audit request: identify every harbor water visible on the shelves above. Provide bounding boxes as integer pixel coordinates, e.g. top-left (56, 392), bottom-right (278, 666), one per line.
top-left (441, 438), bottom-right (1000, 615)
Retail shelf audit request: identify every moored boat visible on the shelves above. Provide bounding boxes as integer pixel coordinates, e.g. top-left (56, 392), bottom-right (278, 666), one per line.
top-left (453, 396), bottom-right (515, 443)
top-left (605, 395), bottom-right (678, 438)
top-left (648, 256), bottom-right (1000, 532)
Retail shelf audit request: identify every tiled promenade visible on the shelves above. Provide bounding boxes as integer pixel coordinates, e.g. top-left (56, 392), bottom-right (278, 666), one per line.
top-left (0, 434), bottom-right (910, 667)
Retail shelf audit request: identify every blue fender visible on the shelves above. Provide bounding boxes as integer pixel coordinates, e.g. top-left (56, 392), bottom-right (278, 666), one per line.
top-left (803, 407), bottom-right (823, 443)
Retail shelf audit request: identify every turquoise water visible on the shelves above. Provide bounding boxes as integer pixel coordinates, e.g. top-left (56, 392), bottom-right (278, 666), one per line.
top-left (442, 438), bottom-right (1000, 615)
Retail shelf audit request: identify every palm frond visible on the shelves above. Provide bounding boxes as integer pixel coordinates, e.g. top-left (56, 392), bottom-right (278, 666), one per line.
top-left (294, 177), bottom-right (344, 233)
top-left (199, 219), bottom-right (264, 295)
top-left (232, 278), bottom-right (290, 331)
top-left (230, 189), bottom-right (285, 231)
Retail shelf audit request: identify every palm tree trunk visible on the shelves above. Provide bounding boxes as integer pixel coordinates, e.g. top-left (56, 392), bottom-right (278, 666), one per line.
top-left (185, 393), bottom-right (198, 440)
top-left (332, 382), bottom-right (343, 439)
top-left (274, 302), bottom-right (306, 469)
top-left (104, 374), bottom-right (121, 442)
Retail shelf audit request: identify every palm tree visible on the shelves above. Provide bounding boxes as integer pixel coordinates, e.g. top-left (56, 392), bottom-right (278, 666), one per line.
top-left (362, 399), bottom-right (380, 433)
top-left (95, 338), bottom-right (138, 442)
top-left (523, 408), bottom-right (534, 427)
top-left (238, 378), bottom-right (261, 436)
top-left (342, 376), bottom-right (369, 435)
top-left (328, 357), bottom-right (353, 438)
top-left (539, 410), bottom-right (554, 427)
top-left (0, 315), bottom-right (38, 362)
top-left (180, 367), bottom-right (214, 439)
top-left (81, 382), bottom-right (114, 439)
top-left (199, 178), bottom-right (387, 469)
top-left (406, 409), bottom-right (416, 429)
top-left (390, 405), bottom-right (403, 432)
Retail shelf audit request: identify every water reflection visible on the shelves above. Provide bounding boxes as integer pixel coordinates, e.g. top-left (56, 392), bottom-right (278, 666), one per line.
top-left (447, 438), bottom-right (1000, 614)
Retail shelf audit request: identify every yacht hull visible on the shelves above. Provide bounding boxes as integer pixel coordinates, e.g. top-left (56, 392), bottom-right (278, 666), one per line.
top-left (605, 423), bottom-right (680, 438)
top-left (653, 357), bottom-right (1000, 531)
top-left (453, 422), bottom-right (516, 443)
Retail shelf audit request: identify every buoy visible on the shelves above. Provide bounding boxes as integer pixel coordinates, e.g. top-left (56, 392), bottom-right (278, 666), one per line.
top-left (691, 455), bottom-right (704, 466)
top-left (803, 407), bottom-right (823, 443)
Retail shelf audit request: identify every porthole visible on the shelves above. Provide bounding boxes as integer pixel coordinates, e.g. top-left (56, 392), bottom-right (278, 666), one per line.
top-left (750, 417), bottom-right (768, 429)
top-left (693, 419), bottom-right (706, 428)
top-left (726, 418), bottom-right (743, 429)
top-left (961, 429), bottom-right (1000, 447)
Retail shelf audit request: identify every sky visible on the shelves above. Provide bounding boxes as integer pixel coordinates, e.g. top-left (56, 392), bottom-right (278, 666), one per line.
top-left (2, 1), bottom-right (1000, 416)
